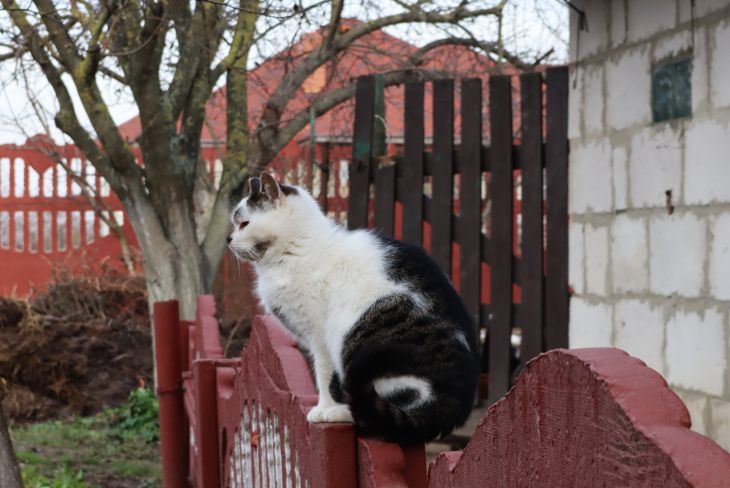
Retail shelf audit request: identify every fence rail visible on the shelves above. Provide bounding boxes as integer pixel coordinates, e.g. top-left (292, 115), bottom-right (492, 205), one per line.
top-left (155, 296), bottom-right (730, 488)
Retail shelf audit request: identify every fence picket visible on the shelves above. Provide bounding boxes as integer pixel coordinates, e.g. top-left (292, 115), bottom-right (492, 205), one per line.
top-left (431, 79), bottom-right (454, 275)
top-left (545, 67), bottom-right (570, 350)
top-left (459, 78), bottom-right (483, 334)
top-left (519, 72), bottom-right (545, 364)
top-left (348, 76), bottom-right (375, 230)
top-left (487, 75), bottom-right (514, 403)
top-left (374, 163), bottom-right (396, 237)
top-left (402, 82), bottom-right (425, 246)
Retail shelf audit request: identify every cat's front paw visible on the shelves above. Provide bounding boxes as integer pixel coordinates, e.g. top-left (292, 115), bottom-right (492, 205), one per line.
top-left (306, 403), bottom-right (353, 423)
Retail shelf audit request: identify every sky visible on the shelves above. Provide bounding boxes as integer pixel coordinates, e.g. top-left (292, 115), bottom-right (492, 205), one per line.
top-left (0, 0), bottom-right (569, 145)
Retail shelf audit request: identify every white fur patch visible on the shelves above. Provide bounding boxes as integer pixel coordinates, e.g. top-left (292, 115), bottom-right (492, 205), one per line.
top-left (373, 375), bottom-right (433, 409)
top-left (455, 331), bottom-right (470, 350)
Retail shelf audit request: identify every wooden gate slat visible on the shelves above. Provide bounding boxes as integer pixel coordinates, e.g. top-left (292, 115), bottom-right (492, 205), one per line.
top-left (460, 78), bottom-right (483, 334)
top-left (374, 163), bottom-right (396, 237)
top-left (519, 72), bottom-right (545, 364)
top-left (487, 75), bottom-right (514, 402)
top-left (545, 67), bottom-right (569, 350)
top-left (348, 76), bottom-right (375, 230)
top-left (402, 82), bottom-right (425, 245)
top-left (431, 79), bottom-right (454, 275)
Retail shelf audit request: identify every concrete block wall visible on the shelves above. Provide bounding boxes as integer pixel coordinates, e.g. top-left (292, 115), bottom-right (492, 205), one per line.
top-left (568, 0), bottom-right (730, 449)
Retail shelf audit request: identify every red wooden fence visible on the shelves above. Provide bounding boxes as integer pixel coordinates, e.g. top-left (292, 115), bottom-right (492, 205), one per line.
top-left (155, 296), bottom-right (730, 488)
top-left (154, 296), bottom-right (427, 488)
top-left (0, 136), bottom-right (135, 295)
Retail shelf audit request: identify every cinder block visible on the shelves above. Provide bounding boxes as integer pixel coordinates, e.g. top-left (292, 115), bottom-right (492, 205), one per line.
top-left (710, 398), bottom-right (730, 452)
top-left (612, 145), bottom-right (628, 210)
top-left (576, 1), bottom-right (610, 58)
top-left (569, 298), bottom-right (613, 348)
top-left (614, 299), bottom-right (665, 375)
top-left (694, 0), bottom-right (730, 17)
top-left (568, 66), bottom-right (582, 140)
top-left (569, 8), bottom-right (580, 62)
top-left (649, 213), bottom-right (705, 297)
top-left (610, 0), bottom-right (626, 47)
top-left (612, 214), bottom-right (649, 294)
top-left (607, 47), bottom-right (651, 131)
top-left (627, 0), bottom-right (676, 43)
top-left (678, 0), bottom-right (693, 24)
top-left (711, 19), bottom-right (730, 109)
top-left (685, 119), bottom-right (730, 204)
top-left (692, 26), bottom-right (710, 113)
top-left (569, 222), bottom-right (585, 295)
top-left (629, 125), bottom-right (682, 208)
top-left (675, 389), bottom-right (709, 436)
top-left (585, 224), bottom-right (609, 295)
top-left (570, 138), bottom-right (612, 213)
top-left (666, 308), bottom-right (726, 397)
top-left (710, 212), bottom-right (730, 300)
top-left (653, 30), bottom-right (691, 62)
top-left (583, 65), bottom-right (605, 136)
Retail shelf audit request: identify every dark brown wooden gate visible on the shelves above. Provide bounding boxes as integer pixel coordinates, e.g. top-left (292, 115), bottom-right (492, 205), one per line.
top-left (347, 68), bottom-right (569, 403)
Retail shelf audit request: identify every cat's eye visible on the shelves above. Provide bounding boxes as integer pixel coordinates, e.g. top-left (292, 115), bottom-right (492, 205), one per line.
top-left (239, 221), bottom-right (249, 231)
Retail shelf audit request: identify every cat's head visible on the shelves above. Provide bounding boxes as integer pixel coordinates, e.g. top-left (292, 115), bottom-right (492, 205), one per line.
top-left (228, 172), bottom-right (318, 262)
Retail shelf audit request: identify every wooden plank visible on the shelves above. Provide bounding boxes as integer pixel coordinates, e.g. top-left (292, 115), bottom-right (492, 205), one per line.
top-left (431, 79), bottom-right (454, 274)
top-left (374, 163), bottom-right (396, 237)
top-left (459, 78), bottom-right (483, 333)
top-left (519, 72), bottom-right (545, 364)
top-left (319, 143), bottom-right (330, 213)
top-left (401, 82), bottom-right (425, 245)
top-left (348, 76), bottom-right (375, 230)
top-left (486, 75), bottom-right (514, 403)
top-left (545, 67), bottom-right (570, 350)
top-left (372, 74), bottom-right (386, 159)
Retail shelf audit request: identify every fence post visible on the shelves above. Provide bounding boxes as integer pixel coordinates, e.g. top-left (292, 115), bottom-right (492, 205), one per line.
top-left (195, 359), bottom-right (221, 487)
top-left (153, 300), bottom-right (189, 488)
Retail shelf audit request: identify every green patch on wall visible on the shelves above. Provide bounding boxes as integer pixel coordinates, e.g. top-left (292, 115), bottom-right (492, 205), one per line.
top-left (652, 57), bottom-right (692, 123)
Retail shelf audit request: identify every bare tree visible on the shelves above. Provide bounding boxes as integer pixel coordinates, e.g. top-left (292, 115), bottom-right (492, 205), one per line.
top-left (0, 0), bottom-right (524, 320)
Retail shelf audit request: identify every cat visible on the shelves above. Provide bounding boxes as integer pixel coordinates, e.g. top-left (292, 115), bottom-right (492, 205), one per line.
top-left (228, 172), bottom-right (479, 444)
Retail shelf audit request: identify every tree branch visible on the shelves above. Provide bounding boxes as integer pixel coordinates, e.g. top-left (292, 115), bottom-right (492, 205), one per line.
top-left (323, 0), bottom-right (344, 49)
top-left (408, 36), bottom-right (533, 71)
top-left (255, 1), bottom-right (505, 171)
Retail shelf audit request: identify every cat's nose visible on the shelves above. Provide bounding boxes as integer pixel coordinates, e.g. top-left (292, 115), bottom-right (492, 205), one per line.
top-left (226, 236), bottom-right (232, 244)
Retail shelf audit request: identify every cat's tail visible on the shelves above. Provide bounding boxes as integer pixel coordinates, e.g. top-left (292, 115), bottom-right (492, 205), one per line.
top-left (342, 344), bottom-right (456, 444)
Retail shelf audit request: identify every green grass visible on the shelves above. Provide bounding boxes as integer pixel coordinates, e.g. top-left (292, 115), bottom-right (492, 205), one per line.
top-left (11, 388), bottom-right (162, 488)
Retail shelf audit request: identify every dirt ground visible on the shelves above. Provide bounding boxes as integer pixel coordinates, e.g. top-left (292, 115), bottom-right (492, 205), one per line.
top-left (0, 269), bottom-right (153, 422)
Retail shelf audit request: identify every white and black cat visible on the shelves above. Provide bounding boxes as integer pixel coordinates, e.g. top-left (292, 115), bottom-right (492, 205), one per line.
top-left (228, 172), bottom-right (479, 444)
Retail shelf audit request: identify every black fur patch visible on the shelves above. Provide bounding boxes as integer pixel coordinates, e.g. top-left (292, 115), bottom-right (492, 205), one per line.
top-left (338, 234), bottom-right (480, 444)
top-left (246, 181), bottom-right (298, 211)
top-left (246, 191), bottom-right (271, 211)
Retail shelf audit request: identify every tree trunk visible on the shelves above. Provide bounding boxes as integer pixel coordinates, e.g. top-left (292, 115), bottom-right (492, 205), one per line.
top-left (0, 399), bottom-right (24, 488)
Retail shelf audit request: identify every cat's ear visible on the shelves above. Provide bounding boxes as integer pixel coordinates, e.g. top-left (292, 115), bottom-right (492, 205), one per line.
top-left (260, 172), bottom-right (282, 202)
top-left (248, 176), bottom-right (261, 196)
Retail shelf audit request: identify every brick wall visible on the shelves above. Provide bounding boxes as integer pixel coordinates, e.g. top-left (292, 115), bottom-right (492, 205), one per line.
top-left (568, 0), bottom-right (730, 448)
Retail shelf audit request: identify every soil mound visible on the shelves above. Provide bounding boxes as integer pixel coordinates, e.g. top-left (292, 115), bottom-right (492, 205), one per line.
top-left (0, 269), bottom-right (152, 421)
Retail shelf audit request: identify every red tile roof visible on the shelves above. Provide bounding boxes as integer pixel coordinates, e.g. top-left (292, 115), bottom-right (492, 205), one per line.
top-left (118, 19), bottom-right (520, 146)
